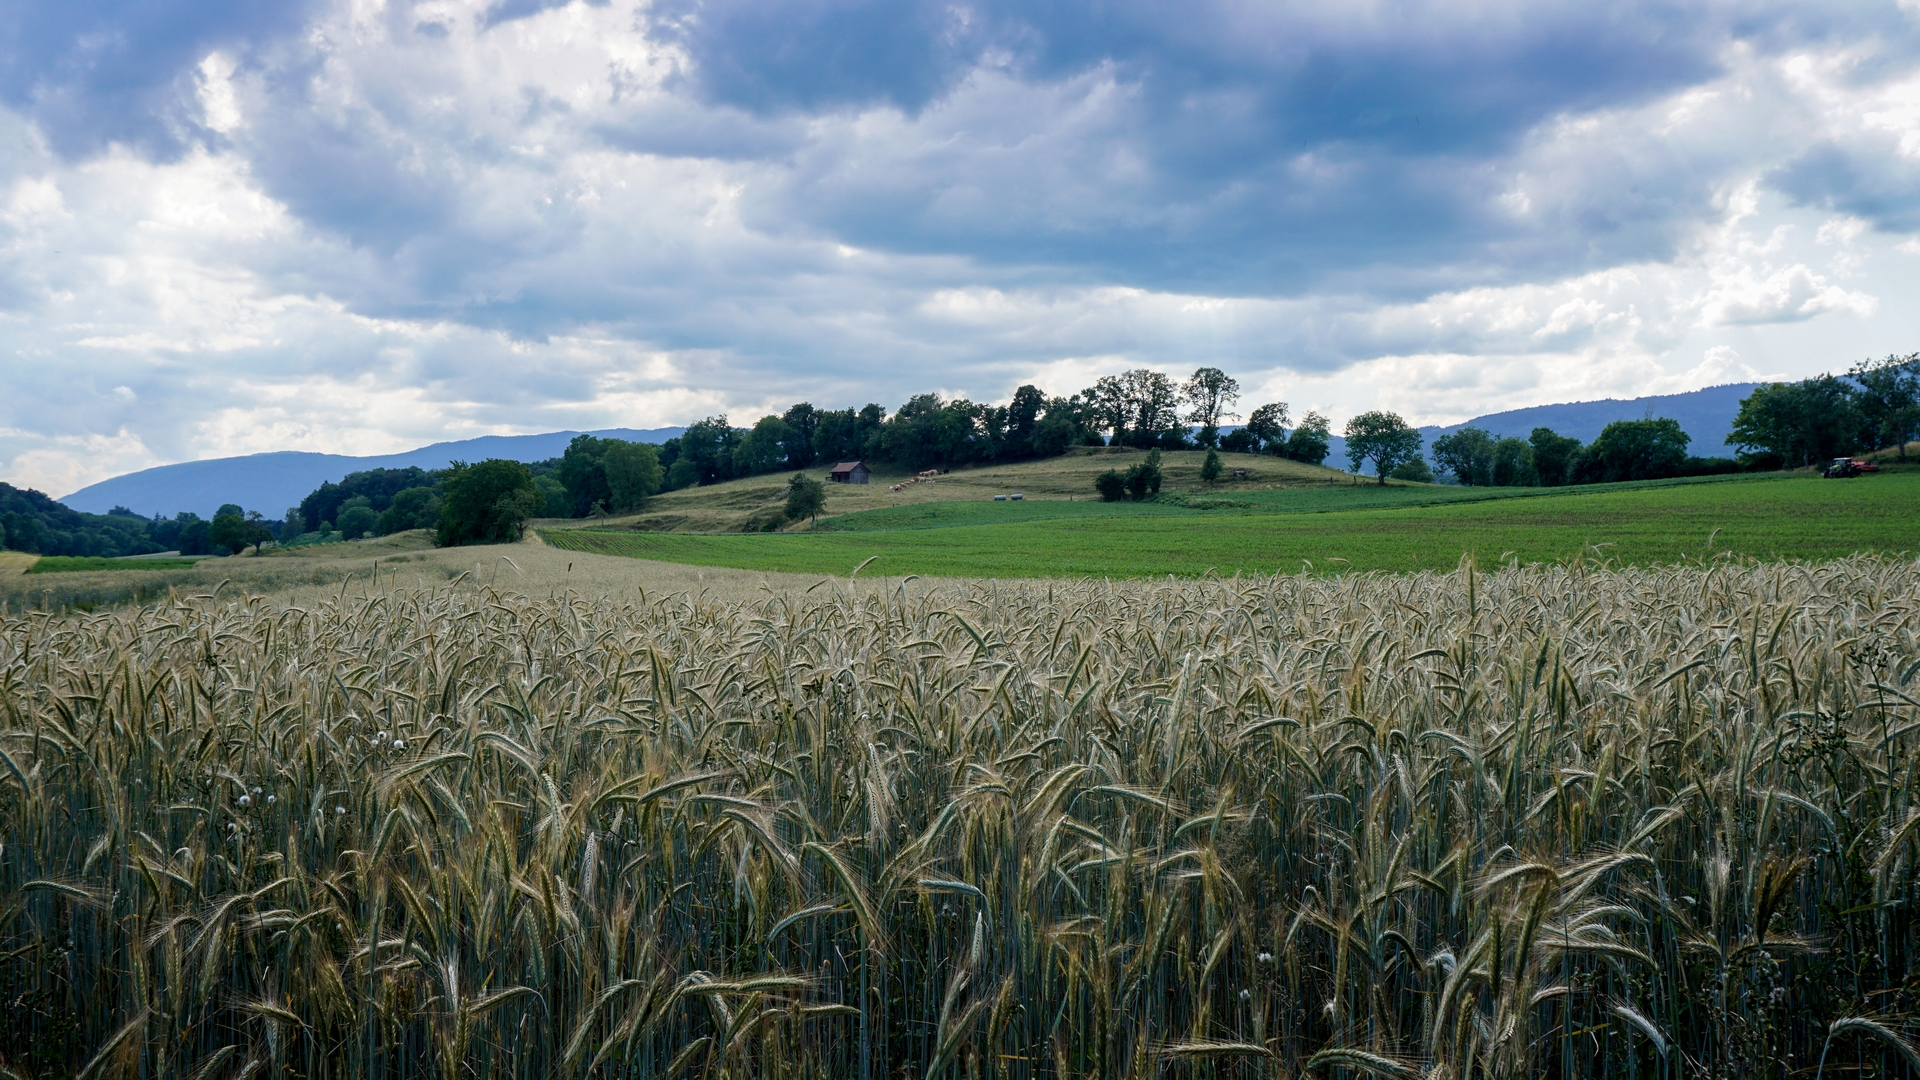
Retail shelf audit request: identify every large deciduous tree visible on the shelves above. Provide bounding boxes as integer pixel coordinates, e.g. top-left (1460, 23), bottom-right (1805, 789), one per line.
top-left (1243, 402), bottom-right (1290, 450)
top-left (601, 440), bottom-right (664, 512)
top-left (1344, 411), bottom-right (1423, 485)
top-left (1431, 427), bottom-right (1496, 485)
top-left (1849, 353), bottom-right (1920, 459)
top-left (732, 416), bottom-right (793, 478)
top-left (1182, 368), bottom-right (1240, 447)
top-left (1730, 378), bottom-right (1865, 467)
top-left (1578, 418), bottom-right (1691, 482)
top-left (1529, 427), bottom-right (1583, 486)
top-left (677, 416), bottom-right (745, 486)
top-left (1281, 411), bottom-right (1332, 464)
top-left (780, 402), bottom-right (822, 469)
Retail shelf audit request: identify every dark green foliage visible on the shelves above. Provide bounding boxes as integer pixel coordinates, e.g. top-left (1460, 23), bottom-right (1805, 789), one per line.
top-left (1181, 367), bottom-right (1240, 441)
top-left (435, 459), bottom-right (543, 546)
top-left (1278, 411), bottom-right (1332, 464)
top-left (1577, 418), bottom-right (1692, 482)
top-left (678, 416), bottom-right (746, 486)
top-left (1029, 411), bottom-right (1081, 457)
top-left (177, 517), bottom-right (211, 556)
top-left (1730, 376), bottom-right (1868, 467)
top-left (666, 456), bottom-right (701, 491)
top-left (875, 394), bottom-right (996, 469)
top-left (208, 511), bottom-right (271, 555)
top-left (0, 483), bottom-right (172, 557)
top-left (1243, 403), bottom-right (1289, 448)
top-left (732, 416), bottom-right (794, 477)
top-left (335, 498), bottom-right (378, 541)
top-left (1130, 450), bottom-right (1165, 499)
top-left (1850, 352), bottom-right (1920, 458)
top-left (1389, 456), bottom-right (1435, 483)
top-left (1200, 448), bottom-right (1223, 483)
top-left (784, 472), bottom-right (827, 523)
top-left (556, 435), bottom-right (662, 515)
top-left (1002, 385), bottom-right (1048, 455)
top-left (557, 434), bottom-right (613, 513)
top-left (376, 487), bottom-right (441, 535)
top-left (1094, 449), bottom-right (1166, 501)
top-left (1344, 410), bottom-right (1424, 484)
top-left (533, 475), bottom-right (571, 518)
top-left (644, 382), bottom-right (1100, 488)
top-left (1224, 403), bottom-right (1332, 463)
top-left (1489, 438), bottom-right (1535, 486)
top-left (1442, 421), bottom-right (1720, 488)
top-left (1089, 369), bottom-right (1183, 447)
top-left (1432, 427), bottom-right (1497, 485)
top-left (299, 467), bottom-right (436, 533)
top-left (780, 402), bottom-right (822, 469)
top-left (602, 440), bottom-right (663, 512)
top-left (811, 404), bottom-right (887, 468)
top-left (1218, 426), bottom-right (1260, 454)
top-left (1529, 427), bottom-right (1583, 486)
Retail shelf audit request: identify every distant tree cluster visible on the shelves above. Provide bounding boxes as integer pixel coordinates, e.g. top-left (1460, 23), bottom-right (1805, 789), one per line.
top-left (556, 435), bottom-right (664, 517)
top-left (291, 457), bottom-right (556, 549)
top-left (1729, 353), bottom-right (1919, 466)
top-left (435, 460), bottom-right (543, 547)
top-left (298, 467), bottom-right (441, 539)
top-left (1430, 420), bottom-right (1744, 487)
top-left (0, 486), bottom-right (287, 558)
top-left (1413, 352), bottom-right (1919, 487)
top-left (1218, 403), bottom-right (1333, 464)
top-left (648, 368), bottom-right (1344, 491)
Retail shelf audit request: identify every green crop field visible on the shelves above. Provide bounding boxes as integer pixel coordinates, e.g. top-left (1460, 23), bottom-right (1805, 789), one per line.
top-left (813, 470), bottom-right (1793, 532)
top-left (24, 555), bottom-right (204, 574)
top-left (541, 469), bottom-right (1920, 577)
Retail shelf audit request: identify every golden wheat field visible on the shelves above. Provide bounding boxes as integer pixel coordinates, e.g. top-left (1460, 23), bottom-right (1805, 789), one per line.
top-left (5, 555), bottom-right (1920, 1079)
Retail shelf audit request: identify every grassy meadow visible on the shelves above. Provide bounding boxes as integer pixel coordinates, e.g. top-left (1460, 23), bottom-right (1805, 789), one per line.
top-left (542, 468), bottom-right (1920, 578)
top-left (5, 554), bottom-right (1920, 1078)
top-left (536, 447), bottom-right (1355, 535)
top-left (25, 555), bottom-right (203, 574)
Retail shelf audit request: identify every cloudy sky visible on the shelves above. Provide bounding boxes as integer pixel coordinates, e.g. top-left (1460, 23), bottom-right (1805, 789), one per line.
top-left (4, 0), bottom-right (1920, 495)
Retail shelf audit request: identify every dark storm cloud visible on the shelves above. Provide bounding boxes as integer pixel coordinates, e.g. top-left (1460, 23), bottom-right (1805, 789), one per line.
top-left (0, 0), bottom-right (323, 158)
top-left (1771, 141), bottom-right (1920, 233)
top-left (6, 0), bottom-right (1920, 501)
top-left (643, 0), bottom-right (1912, 295)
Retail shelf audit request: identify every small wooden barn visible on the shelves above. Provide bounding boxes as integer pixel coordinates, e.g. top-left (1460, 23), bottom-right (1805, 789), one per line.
top-left (829, 461), bottom-right (871, 484)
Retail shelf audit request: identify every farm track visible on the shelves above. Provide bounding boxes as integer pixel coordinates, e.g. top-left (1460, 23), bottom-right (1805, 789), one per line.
top-left (4, 556), bottom-right (1920, 1077)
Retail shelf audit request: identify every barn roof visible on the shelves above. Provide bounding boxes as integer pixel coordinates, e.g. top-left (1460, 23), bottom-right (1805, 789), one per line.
top-left (829, 461), bottom-right (865, 472)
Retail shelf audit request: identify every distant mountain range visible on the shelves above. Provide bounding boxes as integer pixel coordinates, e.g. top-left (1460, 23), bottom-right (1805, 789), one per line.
top-left (1414, 382), bottom-right (1758, 448)
top-left (57, 381), bottom-right (1764, 517)
top-left (1321, 382), bottom-right (1760, 469)
top-left (60, 428), bottom-right (685, 518)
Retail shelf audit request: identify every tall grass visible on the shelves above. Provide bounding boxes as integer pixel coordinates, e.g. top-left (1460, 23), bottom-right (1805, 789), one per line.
top-left (3, 555), bottom-right (1920, 1078)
